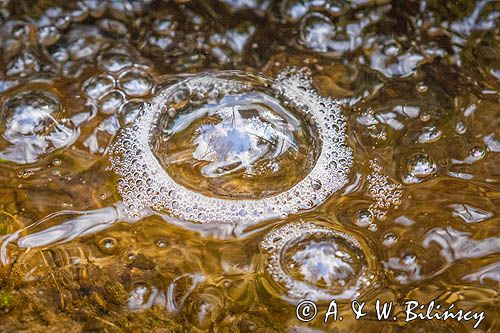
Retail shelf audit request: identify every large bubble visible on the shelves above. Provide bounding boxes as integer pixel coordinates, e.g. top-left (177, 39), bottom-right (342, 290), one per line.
top-left (151, 90), bottom-right (317, 199)
top-left (260, 221), bottom-right (376, 301)
top-left (109, 68), bottom-right (352, 224)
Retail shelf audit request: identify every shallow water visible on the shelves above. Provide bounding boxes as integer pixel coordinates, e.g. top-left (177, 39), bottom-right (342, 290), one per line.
top-left (0, 0), bottom-right (498, 332)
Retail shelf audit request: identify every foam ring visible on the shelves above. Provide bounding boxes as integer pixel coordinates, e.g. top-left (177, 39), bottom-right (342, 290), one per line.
top-left (109, 68), bottom-right (353, 224)
top-left (261, 221), bottom-right (373, 301)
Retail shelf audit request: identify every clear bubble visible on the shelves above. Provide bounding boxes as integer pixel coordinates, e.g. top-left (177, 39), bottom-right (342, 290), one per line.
top-left (98, 237), bottom-right (117, 254)
top-left (38, 26), bottom-right (61, 46)
top-left (466, 146), bottom-right (486, 163)
top-left (152, 91), bottom-right (317, 199)
top-left (355, 210), bottom-right (373, 227)
top-left (83, 74), bottom-right (115, 100)
top-left (6, 52), bottom-right (43, 77)
top-left (154, 239), bottom-right (169, 248)
top-left (99, 52), bottom-right (134, 73)
top-left (383, 233), bottom-right (398, 247)
top-left (0, 89), bottom-right (79, 164)
top-left (118, 69), bottom-right (153, 97)
top-left (119, 100), bottom-right (145, 126)
top-left (455, 121), bottom-right (467, 134)
top-left (97, 18), bottom-right (129, 36)
top-left (299, 13), bottom-right (335, 53)
top-left (98, 90), bottom-right (125, 114)
top-left (261, 221), bottom-right (374, 301)
top-left (407, 153), bottom-right (437, 178)
top-left (418, 126), bottom-right (442, 144)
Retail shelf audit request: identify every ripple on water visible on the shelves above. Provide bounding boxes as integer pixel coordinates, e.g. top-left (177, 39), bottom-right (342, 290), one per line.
top-left (109, 68), bottom-right (353, 224)
top-left (260, 221), bottom-right (376, 302)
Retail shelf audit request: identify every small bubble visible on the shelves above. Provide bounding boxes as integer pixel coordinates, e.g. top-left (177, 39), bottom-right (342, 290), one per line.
top-left (407, 153), bottom-right (436, 178)
top-left (38, 26), bottom-right (61, 46)
top-left (468, 146), bottom-right (485, 160)
top-left (402, 252), bottom-right (417, 265)
top-left (18, 169), bottom-right (35, 179)
top-left (416, 83), bottom-right (428, 93)
top-left (99, 53), bottom-right (134, 73)
top-left (455, 121), bottom-right (467, 134)
top-left (299, 13), bottom-right (335, 53)
top-left (83, 74), bottom-right (115, 99)
top-left (311, 179), bottom-right (322, 190)
top-left (383, 233), bottom-right (397, 247)
top-left (98, 90), bottom-right (125, 114)
top-left (118, 69), bottom-right (153, 97)
top-left (98, 237), bottom-right (117, 254)
top-left (119, 100), bottom-right (145, 126)
top-left (154, 239), bottom-right (169, 248)
top-left (420, 113), bottom-right (430, 122)
top-left (418, 127), bottom-right (442, 144)
top-left (356, 210), bottom-right (373, 227)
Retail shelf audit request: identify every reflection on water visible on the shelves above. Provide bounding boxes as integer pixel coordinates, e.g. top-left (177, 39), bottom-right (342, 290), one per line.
top-left (0, 0), bottom-right (498, 331)
top-left (153, 91), bottom-right (316, 199)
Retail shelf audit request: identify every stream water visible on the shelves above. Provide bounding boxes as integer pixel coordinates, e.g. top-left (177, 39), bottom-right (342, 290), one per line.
top-left (0, 0), bottom-right (498, 332)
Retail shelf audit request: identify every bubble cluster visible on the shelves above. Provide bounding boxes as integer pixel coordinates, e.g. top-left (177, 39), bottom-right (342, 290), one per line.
top-left (81, 48), bottom-right (155, 153)
top-left (367, 160), bottom-right (403, 220)
top-left (0, 89), bottom-right (79, 164)
top-left (82, 49), bottom-right (154, 114)
top-left (109, 68), bottom-right (352, 224)
top-left (260, 221), bottom-right (374, 301)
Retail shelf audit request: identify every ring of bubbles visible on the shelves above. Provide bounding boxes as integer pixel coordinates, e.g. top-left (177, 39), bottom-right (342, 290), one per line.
top-left (109, 68), bottom-right (352, 224)
top-left (261, 221), bottom-right (374, 301)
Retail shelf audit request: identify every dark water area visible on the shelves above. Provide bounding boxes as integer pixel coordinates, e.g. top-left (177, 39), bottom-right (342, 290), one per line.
top-left (0, 0), bottom-right (498, 332)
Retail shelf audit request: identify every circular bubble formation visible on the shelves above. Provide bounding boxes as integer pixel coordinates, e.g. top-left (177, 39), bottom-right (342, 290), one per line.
top-left (261, 222), bottom-right (372, 301)
top-left (110, 68), bottom-right (352, 224)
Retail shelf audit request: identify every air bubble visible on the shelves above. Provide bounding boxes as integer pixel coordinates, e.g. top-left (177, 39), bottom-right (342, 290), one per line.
top-left (261, 221), bottom-right (375, 301)
top-left (109, 68), bottom-right (353, 225)
top-left (467, 146), bottom-right (485, 162)
top-left (98, 90), bottom-right (125, 114)
top-left (356, 210), bottom-right (373, 227)
top-left (407, 153), bottom-right (436, 178)
top-left (299, 13), bottom-right (335, 53)
top-left (38, 26), bottom-right (61, 46)
top-left (118, 69), bottom-right (154, 97)
top-left (418, 126), bottom-right (442, 144)
top-left (455, 121), bottom-right (467, 134)
top-left (83, 74), bottom-right (115, 99)
top-left (119, 100), bottom-right (145, 126)
top-left (98, 237), bottom-right (117, 254)
top-left (154, 239), bottom-right (169, 248)
top-left (99, 53), bottom-right (134, 73)
top-left (383, 233), bottom-right (397, 247)
top-left (0, 89), bottom-right (79, 164)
